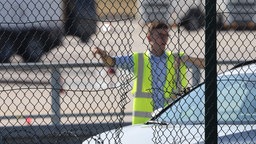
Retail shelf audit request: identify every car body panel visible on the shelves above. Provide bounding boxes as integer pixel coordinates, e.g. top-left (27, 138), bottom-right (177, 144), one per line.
top-left (83, 63), bottom-right (256, 144)
top-left (83, 124), bottom-right (256, 144)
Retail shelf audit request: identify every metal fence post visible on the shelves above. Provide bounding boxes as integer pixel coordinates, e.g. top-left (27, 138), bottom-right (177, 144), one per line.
top-left (205, 0), bottom-right (217, 143)
top-left (51, 67), bottom-right (61, 125)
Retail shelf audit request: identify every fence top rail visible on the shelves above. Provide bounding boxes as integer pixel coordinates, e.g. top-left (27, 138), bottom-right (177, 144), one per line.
top-left (0, 60), bottom-right (242, 70)
top-left (0, 62), bottom-right (105, 70)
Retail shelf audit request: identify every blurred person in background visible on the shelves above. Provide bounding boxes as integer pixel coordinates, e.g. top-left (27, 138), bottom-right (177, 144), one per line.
top-left (93, 21), bottom-right (204, 124)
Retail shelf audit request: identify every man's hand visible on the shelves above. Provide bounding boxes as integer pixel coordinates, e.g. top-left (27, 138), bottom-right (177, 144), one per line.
top-left (92, 47), bottom-right (115, 67)
top-left (92, 47), bottom-right (107, 57)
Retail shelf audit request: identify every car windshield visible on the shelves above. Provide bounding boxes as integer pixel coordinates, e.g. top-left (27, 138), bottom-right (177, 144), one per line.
top-left (156, 74), bottom-right (256, 125)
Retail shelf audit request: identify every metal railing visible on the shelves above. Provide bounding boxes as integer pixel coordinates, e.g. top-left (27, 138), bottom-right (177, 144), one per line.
top-left (0, 60), bottom-right (242, 125)
top-left (0, 62), bottom-right (104, 125)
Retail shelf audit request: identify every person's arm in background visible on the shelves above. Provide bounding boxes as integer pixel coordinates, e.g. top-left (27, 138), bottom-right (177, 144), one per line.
top-left (92, 47), bottom-right (134, 71)
top-left (92, 47), bottom-right (115, 67)
top-left (182, 55), bottom-right (205, 69)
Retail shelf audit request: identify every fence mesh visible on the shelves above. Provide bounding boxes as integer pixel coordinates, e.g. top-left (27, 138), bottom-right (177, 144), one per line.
top-left (0, 0), bottom-right (255, 143)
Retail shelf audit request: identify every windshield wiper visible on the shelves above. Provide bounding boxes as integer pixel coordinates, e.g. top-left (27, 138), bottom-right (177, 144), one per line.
top-left (145, 120), bottom-right (168, 125)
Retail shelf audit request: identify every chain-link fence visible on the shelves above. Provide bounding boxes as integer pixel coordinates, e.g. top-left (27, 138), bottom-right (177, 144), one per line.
top-left (0, 0), bottom-right (255, 143)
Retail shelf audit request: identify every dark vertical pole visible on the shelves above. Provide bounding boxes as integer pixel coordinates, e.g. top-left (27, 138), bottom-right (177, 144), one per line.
top-left (51, 68), bottom-right (61, 125)
top-left (205, 0), bottom-right (217, 144)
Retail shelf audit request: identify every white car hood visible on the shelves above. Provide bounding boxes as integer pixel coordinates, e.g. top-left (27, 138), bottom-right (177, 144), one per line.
top-left (83, 124), bottom-right (256, 144)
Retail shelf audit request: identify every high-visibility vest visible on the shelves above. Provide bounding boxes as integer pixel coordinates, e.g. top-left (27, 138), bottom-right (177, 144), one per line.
top-left (131, 51), bottom-right (188, 124)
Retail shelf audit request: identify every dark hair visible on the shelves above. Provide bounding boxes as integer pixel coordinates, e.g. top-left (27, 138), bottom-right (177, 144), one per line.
top-left (148, 21), bottom-right (169, 33)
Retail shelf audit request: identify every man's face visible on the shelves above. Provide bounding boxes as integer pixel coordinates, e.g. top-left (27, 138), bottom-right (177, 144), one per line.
top-left (149, 28), bottom-right (169, 55)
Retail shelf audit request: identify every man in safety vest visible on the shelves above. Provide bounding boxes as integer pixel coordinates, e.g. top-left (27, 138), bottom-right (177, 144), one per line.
top-left (92, 22), bottom-right (205, 125)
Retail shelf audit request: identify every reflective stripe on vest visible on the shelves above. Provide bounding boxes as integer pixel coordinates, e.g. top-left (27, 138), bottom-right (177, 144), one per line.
top-left (131, 52), bottom-right (188, 125)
